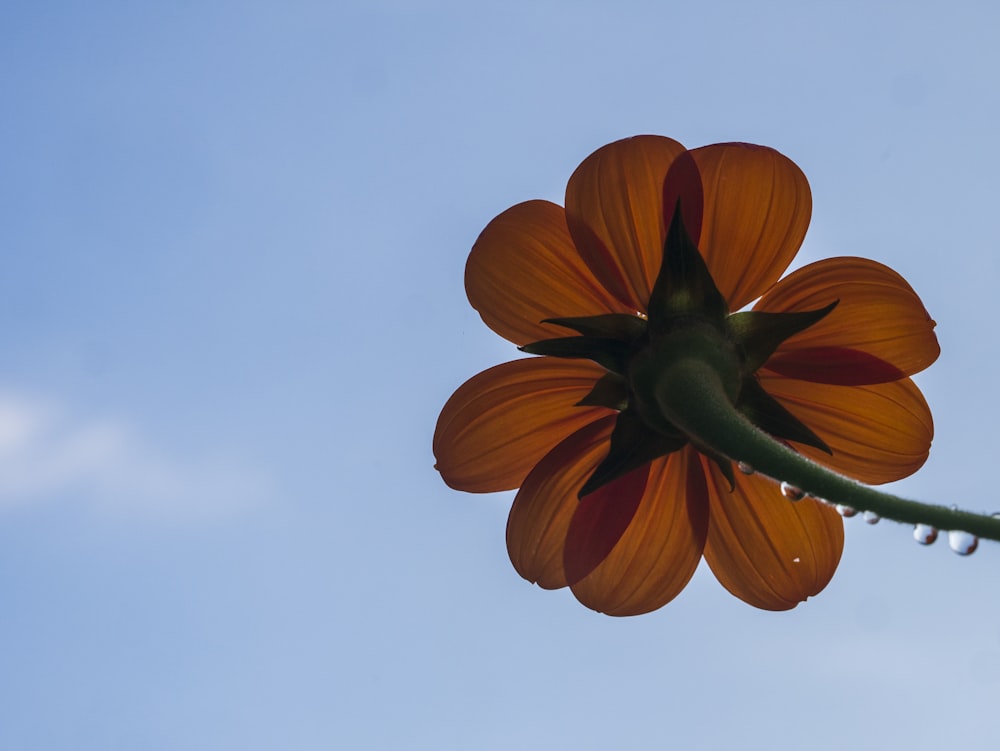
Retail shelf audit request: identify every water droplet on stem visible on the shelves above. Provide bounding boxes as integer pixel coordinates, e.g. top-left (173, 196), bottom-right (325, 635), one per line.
top-left (913, 524), bottom-right (938, 545)
top-left (737, 461), bottom-right (754, 475)
top-left (780, 482), bottom-right (804, 501)
top-left (948, 530), bottom-right (978, 556)
top-left (863, 510), bottom-right (880, 525)
top-left (836, 505), bottom-right (857, 518)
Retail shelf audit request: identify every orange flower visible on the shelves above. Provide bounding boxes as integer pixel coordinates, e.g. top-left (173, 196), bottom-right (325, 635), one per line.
top-left (433, 136), bottom-right (939, 615)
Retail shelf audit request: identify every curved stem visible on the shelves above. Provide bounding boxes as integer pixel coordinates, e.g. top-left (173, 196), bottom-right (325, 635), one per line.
top-left (654, 356), bottom-right (1000, 542)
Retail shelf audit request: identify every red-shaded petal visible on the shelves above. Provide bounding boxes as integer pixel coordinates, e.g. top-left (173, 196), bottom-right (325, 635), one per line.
top-left (569, 447), bottom-right (709, 616)
top-left (563, 465), bottom-right (649, 586)
top-left (765, 347), bottom-right (907, 386)
top-left (465, 200), bottom-right (633, 346)
top-left (565, 135), bottom-right (687, 311)
top-left (434, 358), bottom-right (613, 493)
top-left (661, 150), bottom-right (705, 247)
top-left (690, 143), bottom-right (812, 310)
top-left (506, 416), bottom-right (618, 590)
top-left (703, 460), bottom-right (844, 611)
top-left (755, 256), bottom-right (939, 383)
top-left (759, 373), bottom-right (934, 484)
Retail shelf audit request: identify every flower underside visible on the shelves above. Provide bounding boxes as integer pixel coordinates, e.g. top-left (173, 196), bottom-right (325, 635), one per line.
top-left (434, 135), bottom-right (943, 615)
top-left (521, 202), bottom-right (837, 497)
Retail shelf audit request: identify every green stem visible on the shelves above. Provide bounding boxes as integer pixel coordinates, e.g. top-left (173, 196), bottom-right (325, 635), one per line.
top-left (653, 356), bottom-right (1000, 543)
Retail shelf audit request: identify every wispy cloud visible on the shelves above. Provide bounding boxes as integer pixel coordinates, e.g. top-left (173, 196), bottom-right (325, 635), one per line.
top-left (0, 389), bottom-right (269, 519)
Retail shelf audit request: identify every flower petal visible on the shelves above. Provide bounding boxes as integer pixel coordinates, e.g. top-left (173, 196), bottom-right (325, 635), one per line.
top-left (506, 416), bottom-right (618, 590)
top-left (703, 461), bottom-right (844, 611)
top-left (759, 373), bottom-right (934, 484)
top-left (755, 257), bottom-right (939, 383)
top-left (433, 357), bottom-right (614, 493)
top-left (465, 200), bottom-right (632, 346)
top-left (689, 143), bottom-right (812, 310)
top-left (761, 348), bottom-right (909, 387)
top-left (569, 447), bottom-right (709, 617)
top-left (434, 358), bottom-right (613, 492)
top-left (565, 135), bottom-right (687, 310)
top-left (563, 464), bottom-right (649, 586)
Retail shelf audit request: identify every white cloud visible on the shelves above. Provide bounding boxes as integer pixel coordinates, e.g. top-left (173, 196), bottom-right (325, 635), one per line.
top-left (0, 389), bottom-right (268, 519)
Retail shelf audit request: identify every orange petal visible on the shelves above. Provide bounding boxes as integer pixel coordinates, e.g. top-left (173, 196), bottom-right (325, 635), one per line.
top-left (506, 416), bottom-right (617, 590)
top-left (755, 257), bottom-right (939, 382)
top-left (563, 464), bottom-right (649, 586)
top-left (465, 200), bottom-right (632, 346)
top-left (690, 143), bottom-right (812, 310)
top-left (759, 373), bottom-right (934, 484)
top-left (703, 460), bottom-right (844, 611)
top-left (434, 358), bottom-right (613, 493)
top-left (564, 135), bottom-right (687, 310)
top-left (569, 447), bottom-right (709, 617)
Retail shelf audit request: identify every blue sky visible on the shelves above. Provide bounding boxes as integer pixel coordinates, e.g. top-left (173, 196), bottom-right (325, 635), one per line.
top-left (1, 1), bottom-right (999, 748)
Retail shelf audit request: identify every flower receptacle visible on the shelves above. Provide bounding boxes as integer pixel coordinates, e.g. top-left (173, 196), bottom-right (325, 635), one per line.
top-left (629, 322), bottom-right (743, 439)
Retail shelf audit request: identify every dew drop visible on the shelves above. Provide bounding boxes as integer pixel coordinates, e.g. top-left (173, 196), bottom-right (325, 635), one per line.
top-left (737, 461), bottom-right (754, 475)
top-left (836, 505), bottom-right (857, 518)
top-left (780, 482), bottom-right (805, 501)
top-left (913, 524), bottom-right (938, 545)
top-left (948, 530), bottom-right (979, 556)
top-left (863, 510), bottom-right (880, 525)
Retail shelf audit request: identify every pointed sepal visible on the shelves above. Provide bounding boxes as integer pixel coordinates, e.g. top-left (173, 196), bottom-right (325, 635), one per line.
top-left (691, 440), bottom-right (736, 491)
top-left (520, 336), bottom-right (631, 374)
top-left (646, 199), bottom-right (729, 329)
top-left (576, 372), bottom-right (629, 410)
top-left (543, 313), bottom-right (648, 342)
top-left (728, 301), bottom-right (838, 373)
top-left (737, 378), bottom-right (832, 454)
top-left (579, 409), bottom-right (687, 498)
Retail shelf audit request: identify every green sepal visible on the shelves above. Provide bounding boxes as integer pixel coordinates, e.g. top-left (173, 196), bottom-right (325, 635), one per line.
top-left (646, 199), bottom-right (729, 330)
top-left (728, 301), bottom-right (838, 373)
top-left (576, 372), bottom-right (629, 410)
top-left (543, 313), bottom-right (648, 343)
top-left (692, 440), bottom-right (736, 491)
top-left (737, 378), bottom-right (832, 454)
top-left (579, 409), bottom-right (687, 498)
top-left (520, 336), bottom-right (631, 374)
